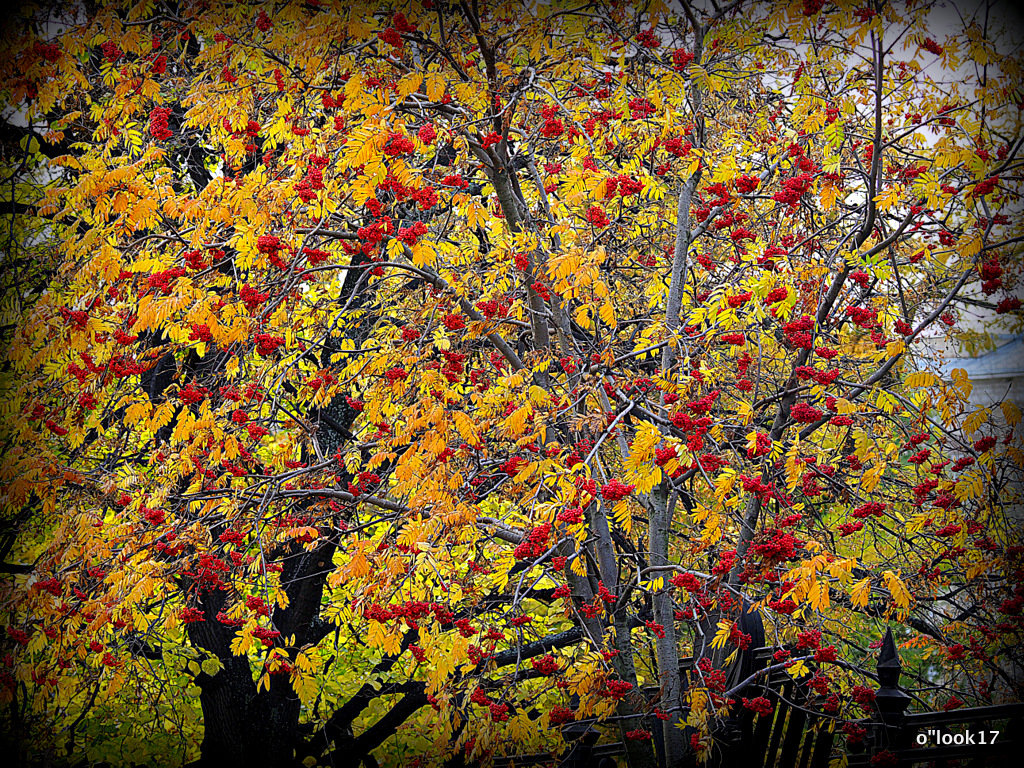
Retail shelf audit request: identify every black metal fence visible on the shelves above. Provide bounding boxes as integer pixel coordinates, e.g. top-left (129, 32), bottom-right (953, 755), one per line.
top-left (495, 628), bottom-right (1024, 767)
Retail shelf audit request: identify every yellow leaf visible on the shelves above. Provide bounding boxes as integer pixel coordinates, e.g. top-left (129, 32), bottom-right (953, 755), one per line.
top-left (711, 154), bottom-right (738, 183)
top-left (835, 398), bottom-right (856, 415)
top-left (348, 550), bottom-right (370, 579)
top-left (785, 439), bottom-right (803, 491)
top-left (736, 399), bottom-right (753, 424)
top-left (503, 404), bottom-right (532, 437)
top-left (906, 513), bottom-right (932, 533)
top-left (453, 411), bottom-right (478, 446)
top-left (411, 242), bottom-right (436, 268)
top-left (150, 401), bottom-right (176, 432)
top-left (882, 570), bottom-right (912, 610)
top-left (425, 72), bottom-right (445, 101)
top-left (398, 72), bottom-right (423, 98)
top-left (295, 651), bottom-right (314, 673)
top-left (367, 621), bottom-right (388, 650)
top-left (808, 580), bottom-right (830, 611)
top-left (787, 659), bottom-right (808, 679)
top-left (861, 462), bottom-right (885, 493)
top-left (875, 391), bottom-right (898, 415)
top-left (954, 469), bottom-right (984, 501)
top-left (599, 300), bottom-right (616, 328)
top-left (528, 385), bottom-right (549, 406)
top-left (950, 368), bottom-right (973, 399)
top-left (961, 232), bottom-right (983, 259)
top-left (850, 577), bottom-right (871, 608)
top-left (170, 410), bottom-right (195, 445)
top-left (125, 402), bottom-right (150, 426)
top-left (291, 669), bottom-right (319, 707)
top-left (381, 630), bottom-right (402, 656)
top-left (630, 421), bottom-right (660, 465)
top-left (711, 620), bottom-right (732, 650)
top-left (1002, 401), bottom-right (1022, 427)
top-left (963, 407), bottom-right (989, 435)
top-left (873, 185), bottom-right (902, 211)
top-left (386, 238), bottom-right (404, 260)
top-left (905, 371), bottom-right (938, 388)
top-left (349, 129), bottom-right (383, 167)
top-left (611, 499), bottom-right (633, 535)
top-left (819, 182), bottom-right (838, 211)
top-left (230, 632), bottom-right (253, 657)
top-left (829, 558), bottom-right (856, 582)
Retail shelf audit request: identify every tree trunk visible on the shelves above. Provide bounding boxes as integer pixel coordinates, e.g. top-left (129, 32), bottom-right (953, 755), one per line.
top-left (587, 477), bottom-right (657, 768)
top-left (650, 485), bottom-right (686, 767)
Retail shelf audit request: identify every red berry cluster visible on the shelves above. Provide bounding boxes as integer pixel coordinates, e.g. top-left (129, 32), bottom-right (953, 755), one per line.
top-left (252, 627), bottom-right (281, 646)
top-left (147, 267), bottom-right (186, 295)
top-left (845, 305), bottom-right (877, 328)
top-left (442, 313), bottom-right (465, 330)
top-left (628, 97), bottom-right (655, 119)
top-left (601, 679), bottom-right (633, 699)
top-left (384, 366), bottom-right (408, 383)
top-left (100, 40), bottom-right (122, 62)
top-left (748, 431), bottom-right (772, 458)
top-left (796, 629), bottom-right (821, 650)
top-left (149, 107), bottom-right (173, 140)
top-left (257, 234), bottom-right (286, 254)
top-left (838, 521), bottom-right (864, 536)
top-left (585, 205), bottom-right (610, 228)
top-left (773, 173), bottom-right (813, 207)
top-left (142, 506), bottom-right (165, 525)
top-left (513, 523), bottom-right (551, 559)
top-left (479, 131), bottom-right (502, 148)
top-left (239, 284), bottom-right (269, 312)
top-left (180, 607), bottom-right (204, 623)
top-left (531, 654), bottom-right (559, 675)
top-left (742, 696), bottom-right (773, 716)
top-left (383, 131), bottom-right (415, 156)
top-left (600, 479), bottom-right (635, 501)
top-left (606, 174), bottom-right (644, 196)
top-left (396, 221), bottom-right (427, 245)
top-left (254, 333), bottom-right (284, 356)
top-left (556, 507), bottom-right (583, 524)
top-left (790, 402), bottom-right (823, 423)
top-left (851, 501), bottom-right (886, 519)
top-left (190, 323), bottom-right (213, 342)
top-left (974, 436), bottom-right (997, 453)
top-left (178, 382), bottom-right (209, 404)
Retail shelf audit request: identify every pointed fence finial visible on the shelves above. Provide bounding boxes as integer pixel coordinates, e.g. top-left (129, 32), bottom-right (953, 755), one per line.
top-left (875, 627), bottom-right (911, 727)
top-left (877, 628), bottom-right (901, 683)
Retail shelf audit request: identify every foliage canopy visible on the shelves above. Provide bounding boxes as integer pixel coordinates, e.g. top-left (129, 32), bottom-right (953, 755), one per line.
top-left (1, 0), bottom-right (1023, 766)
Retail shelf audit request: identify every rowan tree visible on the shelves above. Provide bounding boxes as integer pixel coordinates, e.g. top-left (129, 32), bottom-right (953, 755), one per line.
top-left (1, 1), bottom-right (1022, 767)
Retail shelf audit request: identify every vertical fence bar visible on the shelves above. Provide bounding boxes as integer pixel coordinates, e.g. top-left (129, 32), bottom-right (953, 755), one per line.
top-left (809, 723), bottom-right (835, 768)
top-left (763, 680), bottom-right (794, 768)
top-left (751, 692), bottom-right (777, 766)
top-left (797, 715), bottom-right (818, 768)
top-left (778, 699), bottom-right (808, 767)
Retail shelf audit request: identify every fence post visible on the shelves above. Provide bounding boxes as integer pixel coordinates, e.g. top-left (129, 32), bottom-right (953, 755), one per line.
top-left (873, 628), bottom-right (912, 756)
